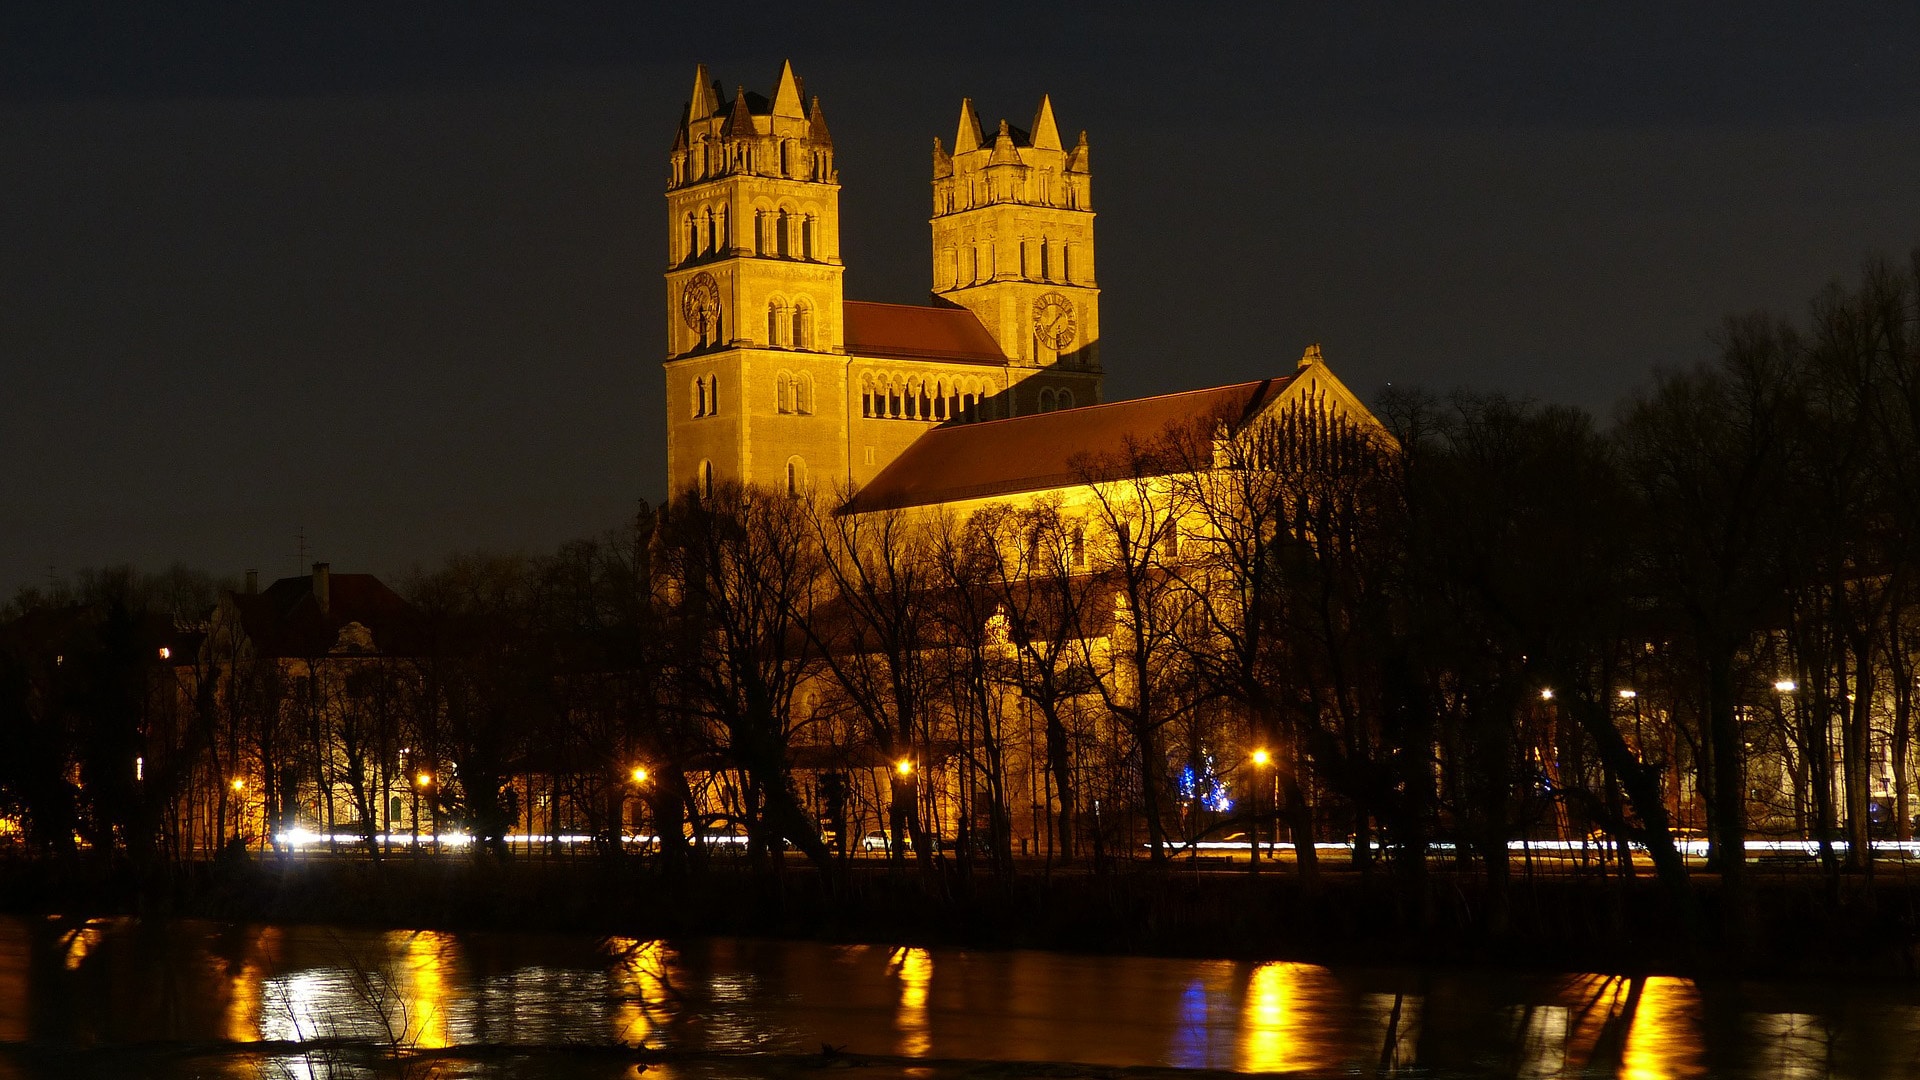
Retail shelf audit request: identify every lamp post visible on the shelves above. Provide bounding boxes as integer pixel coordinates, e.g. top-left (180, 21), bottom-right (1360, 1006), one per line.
top-left (894, 758), bottom-right (914, 858)
top-left (629, 765), bottom-right (650, 850)
top-left (1249, 749), bottom-right (1271, 873)
top-left (416, 769), bottom-right (433, 853)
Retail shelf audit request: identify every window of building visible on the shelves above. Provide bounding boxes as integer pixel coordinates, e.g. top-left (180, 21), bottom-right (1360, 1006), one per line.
top-left (698, 460), bottom-right (714, 498)
top-left (792, 300), bottom-right (811, 351)
top-left (785, 457), bottom-right (807, 497)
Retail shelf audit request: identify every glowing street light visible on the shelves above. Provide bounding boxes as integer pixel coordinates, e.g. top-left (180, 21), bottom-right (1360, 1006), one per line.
top-left (416, 772), bottom-right (433, 789)
top-left (157, 646), bottom-right (171, 660)
top-left (1618, 689), bottom-right (1638, 700)
top-left (1774, 679), bottom-right (1797, 693)
top-left (631, 766), bottom-right (649, 785)
top-left (1540, 688), bottom-right (1555, 701)
top-left (895, 758), bottom-right (914, 777)
top-left (1250, 748), bottom-right (1271, 767)
top-left (230, 777), bottom-right (246, 793)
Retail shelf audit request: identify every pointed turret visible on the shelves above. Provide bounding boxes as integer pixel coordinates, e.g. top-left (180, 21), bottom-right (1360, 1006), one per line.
top-left (808, 96), bottom-right (832, 145)
top-left (954, 98), bottom-right (984, 154)
top-left (989, 119), bottom-right (1021, 165)
top-left (771, 60), bottom-right (806, 119)
top-left (1298, 343), bottom-right (1324, 371)
top-left (687, 64), bottom-right (720, 124)
top-left (1030, 94), bottom-right (1062, 152)
top-left (1067, 130), bottom-right (1091, 172)
top-left (724, 86), bottom-right (755, 138)
top-left (932, 136), bottom-right (951, 180)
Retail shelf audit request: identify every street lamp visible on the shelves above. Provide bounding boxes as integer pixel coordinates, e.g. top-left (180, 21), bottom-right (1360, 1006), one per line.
top-left (895, 758), bottom-right (914, 777)
top-left (1774, 679), bottom-right (1797, 693)
top-left (1249, 749), bottom-right (1271, 872)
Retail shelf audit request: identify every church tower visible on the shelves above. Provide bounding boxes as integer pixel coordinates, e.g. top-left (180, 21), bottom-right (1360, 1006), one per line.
top-left (665, 62), bottom-right (846, 497)
top-left (930, 96), bottom-right (1101, 414)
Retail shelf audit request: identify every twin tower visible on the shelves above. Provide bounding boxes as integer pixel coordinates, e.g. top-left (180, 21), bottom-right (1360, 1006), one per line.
top-left (664, 62), bottom-right (1102, 498)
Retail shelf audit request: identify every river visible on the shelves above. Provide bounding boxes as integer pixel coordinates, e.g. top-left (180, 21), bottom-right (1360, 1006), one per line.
top-left (0, 915), bottom-right (1914, 1077)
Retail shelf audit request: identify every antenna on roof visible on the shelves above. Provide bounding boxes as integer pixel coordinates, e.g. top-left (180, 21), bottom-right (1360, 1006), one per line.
top-left (295, 528), bottom-right (307, 574)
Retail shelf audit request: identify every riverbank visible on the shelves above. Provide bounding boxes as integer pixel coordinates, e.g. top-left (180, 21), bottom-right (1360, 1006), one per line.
top-left (4, 854), bottom-right (1917, 979)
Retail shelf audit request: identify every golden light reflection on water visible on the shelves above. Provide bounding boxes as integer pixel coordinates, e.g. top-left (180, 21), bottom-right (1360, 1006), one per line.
top-left (608, 937), bottom-right (674, 1046)
top-left (888, 946), bottom-right (932, 1056)
top-left (1622, 976), bottom-right (1704, 1080)
top-left (60, 921), bottom-right (105, 971)
top-left (1237, 961), bottom-right (1339, 1074)
top-left (222, 927), bottom-right (282, 1044)
top-left (390, 930), bottom-right (454, 1050)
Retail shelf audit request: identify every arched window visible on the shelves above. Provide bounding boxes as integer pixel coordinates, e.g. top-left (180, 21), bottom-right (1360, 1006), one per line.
top-left (755, 209), bottom-right (768, 256)
top-left (1039, 387), bottom-right (1056, 412)
top-left (703, 208), bottom-right (715, 254)
top-left (693, 376), bottom-right (707, 418)
top-left (861, 375), bottom-right (874, 418)
top-left (698, 460), bottom-right (714, 498)
top-left (801, 215), bottom-right (815, 260)
top-left (785, 457), bottom-right (807, 497)
top-left (685, 213), bottom-right (698, 261)
top-left (791, 300), bottom-right (811, 351)
top-left (767, 301), bottom-right (784, 347)
top-left (795, 371), bottom-right (813, 415)
top-left (705, 374), bottom-right (718, 415)
top-left (1058, 388), bottom-right (1075, 410)
top-left (716, 205), bottom-right (729, 251)
top-left (776, 371), bottom-right (792, 414)
top-left (776, 208), bottom-right (791, 258)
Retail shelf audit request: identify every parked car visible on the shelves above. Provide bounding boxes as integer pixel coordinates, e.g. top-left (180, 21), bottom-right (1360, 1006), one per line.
top-left (860, 830), bottom-right (891, 852)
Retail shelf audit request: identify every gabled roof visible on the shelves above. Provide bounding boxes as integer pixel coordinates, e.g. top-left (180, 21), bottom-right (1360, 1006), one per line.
top-left (843, 301), bottom-right (1008, 365)
top-left (229, 572), bottom-right (424, 658)
top-left (843, 377), bottom-right (1297, 513)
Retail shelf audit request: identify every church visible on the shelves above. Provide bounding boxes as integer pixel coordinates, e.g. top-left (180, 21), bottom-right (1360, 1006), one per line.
top-left (662, 62), bottom-right (1381, 511)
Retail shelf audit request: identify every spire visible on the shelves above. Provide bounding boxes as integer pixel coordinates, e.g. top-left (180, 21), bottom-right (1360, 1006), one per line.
top-left (989, 119), bottom-right (1020, 165)
top-left (1067, 129), bottom-right (1091, 172)
top-left (1030, 94), bottom-right (1062, 151)
top-left (808, 96), bottom-right (832, 145)
top-left (771, 59), bottom-right (806, 119)
top-left (724, 85), bottom-right (754, 138)
top-left (687, 64), bottom-right (720, 124)
top-left (953, 98), bottom-right (984, 154)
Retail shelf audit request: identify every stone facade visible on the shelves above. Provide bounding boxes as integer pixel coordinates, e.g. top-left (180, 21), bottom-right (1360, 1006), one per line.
top-left (663, 63), bottom-right (1106, 500)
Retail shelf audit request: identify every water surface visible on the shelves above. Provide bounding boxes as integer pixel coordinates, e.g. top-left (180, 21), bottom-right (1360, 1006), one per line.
top-left (0, 915), bottom-right (1913, 1077)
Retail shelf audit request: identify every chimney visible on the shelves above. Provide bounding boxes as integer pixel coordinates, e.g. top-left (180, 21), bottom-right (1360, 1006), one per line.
top-left (244, 569), bottom-right (258, 595)
top-left (312, 562), bottom-right (331, 616)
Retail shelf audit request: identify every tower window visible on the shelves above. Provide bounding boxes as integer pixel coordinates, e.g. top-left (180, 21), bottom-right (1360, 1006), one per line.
top-left (801, 215), bottom-right (816, 260)
top-left (791, 301), bottom-right (811, 351)
top-left (693, 376), bottom-right (707, 418)
top-left (1058, 388), bottom-right (1074, 410)
top-left (776, 208), bottom-right (792, 258)
top-left (785, 457), bottom-right (807, 497)
top-left (698, 460), bottom-right (714, 498)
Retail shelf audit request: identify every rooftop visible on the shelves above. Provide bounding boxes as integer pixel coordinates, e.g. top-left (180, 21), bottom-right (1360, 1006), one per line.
top-left (843, 377), bottom-right (1296, 513)
top-left (843, 301), bottom-right (1008, 365)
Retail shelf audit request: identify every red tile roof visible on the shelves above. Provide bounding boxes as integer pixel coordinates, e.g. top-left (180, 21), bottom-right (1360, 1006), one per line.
top-left (843, 377), bottom-right (1296, 512)
top-left (843, 301), bottom-right (1007, 365)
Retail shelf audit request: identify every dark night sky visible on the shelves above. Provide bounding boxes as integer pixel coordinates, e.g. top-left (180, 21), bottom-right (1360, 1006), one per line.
top-left (4, 4), bottom-right (1918, 598)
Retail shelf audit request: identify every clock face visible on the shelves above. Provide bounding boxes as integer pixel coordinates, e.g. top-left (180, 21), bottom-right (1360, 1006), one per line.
top-left (681, 272), bottom-right (721, 336)
top-left (1032, 291), bottom-right (1077, 350)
